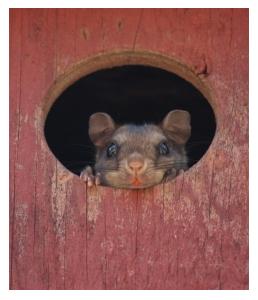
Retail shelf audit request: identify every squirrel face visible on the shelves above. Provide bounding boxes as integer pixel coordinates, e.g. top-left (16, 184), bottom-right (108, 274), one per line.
top-left (88, 110), bottom-right (191, 189)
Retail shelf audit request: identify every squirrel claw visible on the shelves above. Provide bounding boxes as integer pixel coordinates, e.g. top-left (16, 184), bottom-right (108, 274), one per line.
top-left (178, 169), bottom-right (185, 175)
top-left (164, 168), bottom-right (185, 182)
top-left (80, 166), bottom-right (101, 187)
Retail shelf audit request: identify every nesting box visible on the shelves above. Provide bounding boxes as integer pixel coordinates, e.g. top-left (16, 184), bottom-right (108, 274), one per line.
top-left (10, 8), bottom-right (248, 289)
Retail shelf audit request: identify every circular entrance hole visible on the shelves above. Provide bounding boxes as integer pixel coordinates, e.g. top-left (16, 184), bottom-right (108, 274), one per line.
top-left (44, 65), bottom-right (216, 177)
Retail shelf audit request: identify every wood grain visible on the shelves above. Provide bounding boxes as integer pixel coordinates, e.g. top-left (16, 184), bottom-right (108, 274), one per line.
top-left (10, 8), bottom-right (248, 289)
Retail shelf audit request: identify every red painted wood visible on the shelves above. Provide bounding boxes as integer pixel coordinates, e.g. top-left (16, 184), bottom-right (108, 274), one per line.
top-left (10, 8), bottom-right (248, 289)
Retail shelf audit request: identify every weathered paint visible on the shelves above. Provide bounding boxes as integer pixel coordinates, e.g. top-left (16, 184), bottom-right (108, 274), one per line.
top-left (10, 8), bottom-right (248, 289)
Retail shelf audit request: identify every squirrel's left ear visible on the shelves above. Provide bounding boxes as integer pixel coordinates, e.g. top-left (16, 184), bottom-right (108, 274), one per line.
top-left (161, 110), bottom-right (191, 145)
top-left (88, 112), bottom-right (116, 147)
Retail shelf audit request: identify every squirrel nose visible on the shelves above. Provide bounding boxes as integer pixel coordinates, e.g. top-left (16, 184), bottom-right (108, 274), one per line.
top-left (128, 160), bottom-right (144, 173)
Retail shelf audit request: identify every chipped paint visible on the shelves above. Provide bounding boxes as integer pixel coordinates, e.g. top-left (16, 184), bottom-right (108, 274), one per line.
top-left (34, 106), bottom-right (42, 132)
top-left (15, 163), bottom-right (24, 170)
top-left (101, 240), bottom-right (114, 254)
top-left (81, 27), bottom-right (90, 41)
top-left (15, 203), bottom-right (29, 258)
top-left (87, 186), bottom-right (102, 223)
top-left (10, 9), bottom-right (248, 290)
top-left (23, 114), bottom-right (29, 123)
top-left (50, 162), bottom-right (72, 236)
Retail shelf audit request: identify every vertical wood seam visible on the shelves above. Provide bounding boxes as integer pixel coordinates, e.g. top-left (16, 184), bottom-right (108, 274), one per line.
top-left (85, 183), bottom-right (88, 286)
top-left (132, 8), bottom-right (144, 50)
top-left (10, 9), bottom-right (23, 289)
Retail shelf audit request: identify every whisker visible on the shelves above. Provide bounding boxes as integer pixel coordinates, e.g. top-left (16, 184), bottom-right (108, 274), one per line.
top-left (63, 159), bottom-right (95, 163)
top-left (187, 140), bottom-right (211, 144)
top-left (55, 150), bottom-right (95, 156)
top-left (62, 147), bottom-right (94, 150)
top-left (62, 161), bottom-right (95, 167)
top-left (156, 158), bottom-right (199, 165)
top-left (69, 143), bottom-right (95, 147)
top-left (154, 161), bottom-right (188, 167)
top-left (101, 168), bottom-right (119, 172)
top-left (149, 159), bottom-right (200, 172)
top-left (186, 141), bottom-right (211, 149)
top-left (62, 144), bottom-right (95, 151)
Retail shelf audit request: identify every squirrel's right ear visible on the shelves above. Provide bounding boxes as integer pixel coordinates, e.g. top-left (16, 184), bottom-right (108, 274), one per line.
top-left (88, 112), bottom-right (116, 147)
top-left (162, 110), bottom-right (191, 145)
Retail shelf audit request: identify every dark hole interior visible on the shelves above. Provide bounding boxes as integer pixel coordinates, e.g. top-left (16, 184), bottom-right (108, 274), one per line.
top-left (44, 65), bottom-right (216, 175)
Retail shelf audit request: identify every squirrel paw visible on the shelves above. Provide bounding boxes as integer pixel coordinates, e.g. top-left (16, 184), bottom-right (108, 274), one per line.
top-left (164, 168), bottom-right (185, 182)
top-left (80, 166), bottom-right (101, 187)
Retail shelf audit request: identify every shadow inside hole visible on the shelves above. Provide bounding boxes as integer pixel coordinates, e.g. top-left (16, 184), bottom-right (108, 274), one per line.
top-left (44, 65), bottom-right (216, 175)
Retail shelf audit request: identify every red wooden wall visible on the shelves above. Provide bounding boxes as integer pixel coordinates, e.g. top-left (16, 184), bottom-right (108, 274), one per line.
top-left (10, 9), bottom-right (248, 289)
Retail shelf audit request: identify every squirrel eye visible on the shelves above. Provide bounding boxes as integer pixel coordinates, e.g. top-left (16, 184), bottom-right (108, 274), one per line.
top-left (159, 142), bottom-right (170, 155)
top-left (106, 143), bottom-right (118, 158)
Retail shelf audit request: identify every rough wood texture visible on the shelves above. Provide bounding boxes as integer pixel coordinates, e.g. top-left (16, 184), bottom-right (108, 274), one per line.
top-left (10, 9), bottom-right (248, 289)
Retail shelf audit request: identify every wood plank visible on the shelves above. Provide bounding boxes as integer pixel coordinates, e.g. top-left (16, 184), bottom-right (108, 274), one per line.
top-left (10, 8), bottom-right (22, 288)
top-left (10, 8), bottom-right (248, 289)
